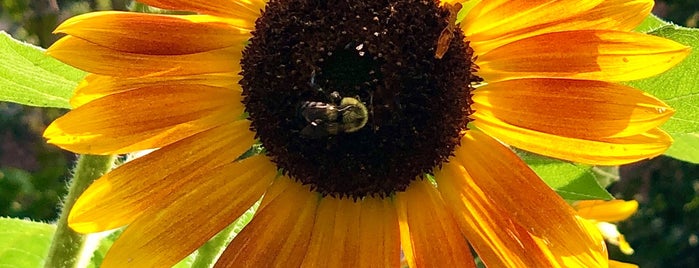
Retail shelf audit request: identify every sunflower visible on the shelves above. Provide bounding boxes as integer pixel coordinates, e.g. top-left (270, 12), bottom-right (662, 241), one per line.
top-left (44, 0), bottom-right (689, 267)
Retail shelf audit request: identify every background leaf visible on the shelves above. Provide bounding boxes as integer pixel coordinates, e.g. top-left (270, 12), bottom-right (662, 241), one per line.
top-left (0, 31), bottom-right (85, 109)
top-left (663, 133), bottom-right (699, 164)
top-left (634, 14), bottom-right (670, 33)
top-left (627, 22), bottom-right (699, 163)
top-left (518, 151), bottom-right (614, 201)
top-left (0, 218), bottom-right (55, 268)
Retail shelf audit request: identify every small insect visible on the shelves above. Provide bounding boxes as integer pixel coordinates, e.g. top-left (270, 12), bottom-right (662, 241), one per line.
top-left (435, 2), bottom-right (462, 59)
top-left (299, 92), bottom-right (369, 138)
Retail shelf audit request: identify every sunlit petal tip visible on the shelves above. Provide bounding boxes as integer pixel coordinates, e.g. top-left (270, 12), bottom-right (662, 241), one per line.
top-left (575, 200), bottom-right (639, 222)
top-left (45, 36), bottom-right (70, 57)
top-left (610, 260), bottom-right (640, 268)
top-left (473, 78), bottom-right (676, 140)
top-left (464, 0), bottom-right (604, 42)
top-left (99, 155), bottom-right (275, 268)
top-left (65, 122), bottom-right (256, 236)
top-left (477, 30), bottom-right (692, 82)
top-left (68, 207), bottom-right (110, 234)
top-left (53, 11), bottom-right (251, 55)
top-left (137, 0), bottom-right (265, 20)
top-left (42, 119), bottom-right (88, 150)
top-left (53, 11), bottom-right (116, 34)
top-left (474, 111), bottom-right (675, 165)
top-left (465, 0), bottom-right (655, 53)
top-left (434, 132), bottom-right (606, 267)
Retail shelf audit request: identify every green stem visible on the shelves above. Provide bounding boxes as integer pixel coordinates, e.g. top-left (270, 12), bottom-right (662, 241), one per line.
top-left (44, 154), bottom-right (115, 268)
top-left (190, 203), bottom-right (259, 268)
top-left (190, 223), bottom-right (237, 268)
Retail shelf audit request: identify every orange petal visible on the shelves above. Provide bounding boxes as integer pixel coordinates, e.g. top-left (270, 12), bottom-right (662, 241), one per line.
top-left (610, 260), bottom-right (639, 268)
top-left (99, 155), bottom-right (275, 268)
top-left (47, 36), bottom-right (241, 77)
top-left (55, 11), bottom-right (251, 55)
top-left (472, 78), bottom-right (674, 139)
top-left (136, 0), bottom-right (265, 21)
top-left (301, 196), bottom-right (361, 267)
top-left (396, 179), bottom-right (475, 268)
top-left (533, 216), bottom-right (610, 267)
top-left (71, 73), bottom-right (241, 108)
top-left (215, 177), bottom-right (318, 268)
top-left (575, 200), bottom-right (639, 222)
top-left (476, 30), bottom-right (690, 82)
top-left (68, 121), bottom-right (255, 232)
top-left (473, 111), bottom-right (673, 165)
top-left (551, 0), bottom-right (652, 32)
top-left (437, 155), bottom-right (553, 267)
top-left (44, 84), bottom-right (243, 154)
top-left (301, 196), bottom-right (400, 267)
top-left (435, 130), bottom-right (607, 267)
top-left (463, 0), bottom-right (602, 45)
top-left (466, 0), bottom-right (653, 54)
top-left (357, 196), bottom-right (401, 267)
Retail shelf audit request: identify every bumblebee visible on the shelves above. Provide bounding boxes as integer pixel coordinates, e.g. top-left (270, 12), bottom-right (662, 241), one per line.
top-left (299, 93), bottom-right (369, 138)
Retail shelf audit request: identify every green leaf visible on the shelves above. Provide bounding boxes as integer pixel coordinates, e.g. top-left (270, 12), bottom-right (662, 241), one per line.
top-left (0, 218), bottom-right (56, 267)
top-left (626, 23), bottom-right (699, 163)
top-left (518, 152), bottom-right (614, 201)
top-left (0, 31), bottom-right (85, 109)
top-left (634, 14), bottom-right (669, 33)
top-left (663, 133), bottom-right (699, 163)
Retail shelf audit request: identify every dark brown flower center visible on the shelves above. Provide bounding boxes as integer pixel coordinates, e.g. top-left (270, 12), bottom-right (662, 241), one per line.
top-left (240, 0), bottom-right (479, 198)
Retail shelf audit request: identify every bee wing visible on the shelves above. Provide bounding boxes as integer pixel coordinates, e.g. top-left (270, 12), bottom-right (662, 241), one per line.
top-left (301, 124), bottom-right (332, 139)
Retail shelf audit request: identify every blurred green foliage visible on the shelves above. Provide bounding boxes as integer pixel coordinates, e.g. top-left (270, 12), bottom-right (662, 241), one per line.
top-left (611, 157), bottom-right (699, 267)
top-left (0, 101), bottom-right (70, 221)
top-left (0, 1), bottom-right (697, 267)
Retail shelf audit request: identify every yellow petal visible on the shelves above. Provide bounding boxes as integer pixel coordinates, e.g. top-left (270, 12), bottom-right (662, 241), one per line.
top-left (47, 36), bottom-right (241, 77)
top-left (71, 73), bottom-right (241, 108)
top-left (477, 30), bottom-right (690, 82)
top-left (463, 0), bottom-right (603, 45)
top-left (397, 179), bottom-right (475, 268)
top-left (357, 196), bottom-right (401, 268)
top-left (301, 196), bottom-right (361, 267)
top-left (466, 0), bottom-right (653, 54)
top-left (575, 200), bottom-right (639, 222)
top-left (472, 78), bottom-right (674, 139)
top-left (616, 233), bottom-right (635, 255)
top-left (437, 161), bottom-right (551, 267)
top-left (55, 11), bottom-right (251, 55)
top-left (215, 177), bottom-right (318, 268)
top-left (300, 196), bottom-right (401, 267)
top-left (136, 0), bottom-right (265, 21)
top-left (610, 260), bottom-right (639, 268)
top-left (436, 130), bottom-right (607, 267)
top-left (535, 216), bottom-right (610, 267)
top-left (44, 84), bottom-right (242, 154)
top-left (473, 111), bottom-right (673, 165)
top-left (99, 155), bottom-right (275, 268)
top-left (552, 0), bottom-right (652, 32)
top-left (68, 121), bottom-right (255, 232)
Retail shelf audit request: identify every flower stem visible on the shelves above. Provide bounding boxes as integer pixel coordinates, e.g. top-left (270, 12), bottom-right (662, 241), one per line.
top-left (190, 203), bottom-right (258, 268)
top-left (190, 223), bottom-right (237, 268)
top-left (44, 154), bottom-right (115, 268)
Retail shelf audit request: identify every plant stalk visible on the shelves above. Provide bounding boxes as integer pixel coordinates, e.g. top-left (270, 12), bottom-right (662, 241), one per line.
top-left (44, 154), bottom-right (115, 268)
